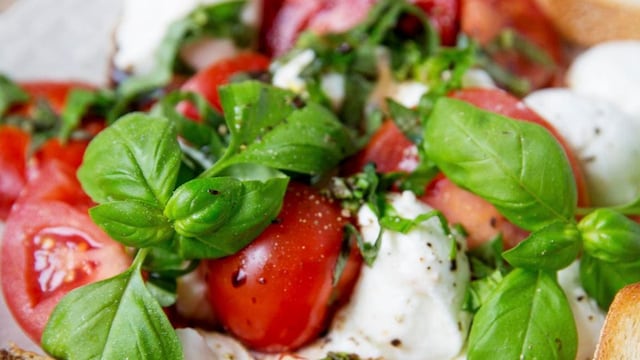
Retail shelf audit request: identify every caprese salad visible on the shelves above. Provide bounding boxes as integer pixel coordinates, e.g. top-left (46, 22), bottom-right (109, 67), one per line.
top-left (1, 0), bottom-right (640, 359)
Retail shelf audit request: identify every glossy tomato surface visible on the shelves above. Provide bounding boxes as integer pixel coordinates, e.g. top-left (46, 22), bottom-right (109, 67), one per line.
top-left (1, 201), bottom-right (130, 343)
top-left (179, 53), bottom-right (271, 118)
top-left (205, 182), bottom-right (361, 352)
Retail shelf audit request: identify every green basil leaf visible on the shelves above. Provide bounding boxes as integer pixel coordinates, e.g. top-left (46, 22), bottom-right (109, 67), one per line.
top-left (0, 74), bottom-right (29, 116)
top-left (205, 81), bottom-right (354, 176)
top-left (42, 251), bottom-right (183, 360)
top-left (78, 112), bottom-right (181, 207)
top-left (176, 167), bottom-right (289, 258)
top-left (424, 98), bottom-right (577, 231)
top-left (468, 269), bottom-right (577, 360)
top-left (578, 208), bottom-right (640, 263)
top-left (580, 254), bottom-right (640, 309)
top-left (89, 200), bottom-right (174, 248)
top-left (464, 269), bottom-right (504, 313)
top-left (502, 221), bottom-right (581, 271)
top-left (165, 177), bottom-right (243, 238)
top-left (146, 276), bottom-right (178, 307)
top-left (59, 89), bottom-right (109, 142)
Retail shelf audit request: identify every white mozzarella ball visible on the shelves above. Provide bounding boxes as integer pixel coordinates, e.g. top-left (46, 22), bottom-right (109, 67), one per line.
top-left (567, 41), bottom-right (640, 120)
top-left (524, 88), bottom-right (640, 206)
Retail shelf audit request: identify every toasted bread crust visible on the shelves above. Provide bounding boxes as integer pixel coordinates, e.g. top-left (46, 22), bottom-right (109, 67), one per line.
top-left (0, 344), bottom-right (51, 360)
top-left (535, 0), bottom-right (640, 45)
top-left (594, 282), bottom-right (640, 359)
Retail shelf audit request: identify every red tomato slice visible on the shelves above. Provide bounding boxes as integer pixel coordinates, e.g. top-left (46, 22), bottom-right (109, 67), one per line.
top-left (461, 0), bottom-right (565, 90)
top-left (0, 126), bottom-right (29, 220)
top-left (178, 53), bottom-right (271, 119)
top-left (449, 88), bottom-right (589, 207)
top-left (1, 201), bottom-right (130, 343)
top-left (205, 182), bottom-right (361, 352)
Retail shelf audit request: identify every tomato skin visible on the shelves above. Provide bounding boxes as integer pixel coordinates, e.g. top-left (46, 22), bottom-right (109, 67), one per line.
top-left (178, 53), bottom-right (271, 118)
top-left (1, 201), bottom-right (130, 343)
top-left (461, 0), bottom-right (565, 90)
top-left (0, 126), bottom-right (30, 220)
top-left (449, 88), bottom-right (590, 207)
top-left (205, 182), bottom-right (361, 352)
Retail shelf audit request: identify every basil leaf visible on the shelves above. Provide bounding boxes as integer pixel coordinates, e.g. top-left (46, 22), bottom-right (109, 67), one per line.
top-left (464, 269), bottom-right (504, 313)
top-left (59, 88), bottom-right (112, 142)
top-left (176, 166), bottom-right (289, 258)
top-left (468, 269), bottom-right (577, 360)
top-left (0, 74), bottom-right (29, 116)
top-left (578, 208), bottom-right (640, 263)
top-left (502, 221), bottom-right (581, 271)
top-left (78, 112), bottom-right (181, 207)
top-left (205, 81), bottom-right (354, 176)
top-left (580, 254), bottom-right (640, 309)
top-left (424, 98), bottom-right (577, 231)
top-left (165, 177), bottom-right (243, 238)
top-left (90, 200), bottom-right (174, 247)
top-left (42, 251), bottom-right (183, 360)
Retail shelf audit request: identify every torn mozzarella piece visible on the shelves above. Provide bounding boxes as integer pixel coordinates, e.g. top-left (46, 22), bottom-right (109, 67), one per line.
top-left (114, 0), bottom-right (258, 75)
top-left (558, 261), bottom-right (606, 360)
top-left (177, 328), bottom-right (255, 360)
top-left (567, 41), bottom-right (640, 120)
top-left (297, 191), bottom-right (471, 360)
top-left (524, 88), bottom-right (640, 206)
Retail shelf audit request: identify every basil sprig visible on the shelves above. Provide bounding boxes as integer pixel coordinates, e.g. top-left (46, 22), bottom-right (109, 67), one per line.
top-left (42, 250), bottom-right (183, 360)
top-left (79, 81), bottom-right (352, 258)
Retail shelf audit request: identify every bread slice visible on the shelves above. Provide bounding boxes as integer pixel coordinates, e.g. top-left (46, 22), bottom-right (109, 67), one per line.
top-left (594, 282), bottom-right (640, 359)
top-left (534, 0), bottom-right (640, 46)
top-left (0, 344), bottom-right (51, 360)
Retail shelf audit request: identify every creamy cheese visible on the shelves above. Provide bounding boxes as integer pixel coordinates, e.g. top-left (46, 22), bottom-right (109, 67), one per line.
top-left (558, 262), bottom-right (606, 360)
top-left (178, 328), bottom-right (255, 360)
top-left (114, 0), bottom-right (258, 75)
top-left (567, 41), bottom-right (640, 120)
top-left (296, 191), bottom-right (471, 360)
top-left (524, 88), bottom-right (640, 206)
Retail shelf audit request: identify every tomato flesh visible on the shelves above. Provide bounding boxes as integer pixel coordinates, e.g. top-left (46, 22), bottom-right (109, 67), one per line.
top-left (1, 202), bottom-right (130, 342)
top-left (205, 182), bottom-right (361, 352)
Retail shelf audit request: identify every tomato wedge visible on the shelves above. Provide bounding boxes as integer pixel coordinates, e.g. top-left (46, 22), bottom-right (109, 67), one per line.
top-left (1, 201), bottom-right (130, 342)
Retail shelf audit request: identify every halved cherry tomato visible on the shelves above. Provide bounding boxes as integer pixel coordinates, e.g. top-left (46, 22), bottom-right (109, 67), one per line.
top-left (449, 88), bottom-right (589, 207)
top-left (0, 126), bottom-right (29, 220)
top-left (461, 0), bottom-right (565, 90)
top-left (1, 201), bottom-right (130, 342)
top-left (205, 182), bottom-right (361, 352)
top-left (178, 53), bottom-right (271, 119)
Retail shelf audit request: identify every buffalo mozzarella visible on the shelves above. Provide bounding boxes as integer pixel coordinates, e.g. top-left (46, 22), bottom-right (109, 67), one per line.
top-left (524, 88), bottom-right (640, 206)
